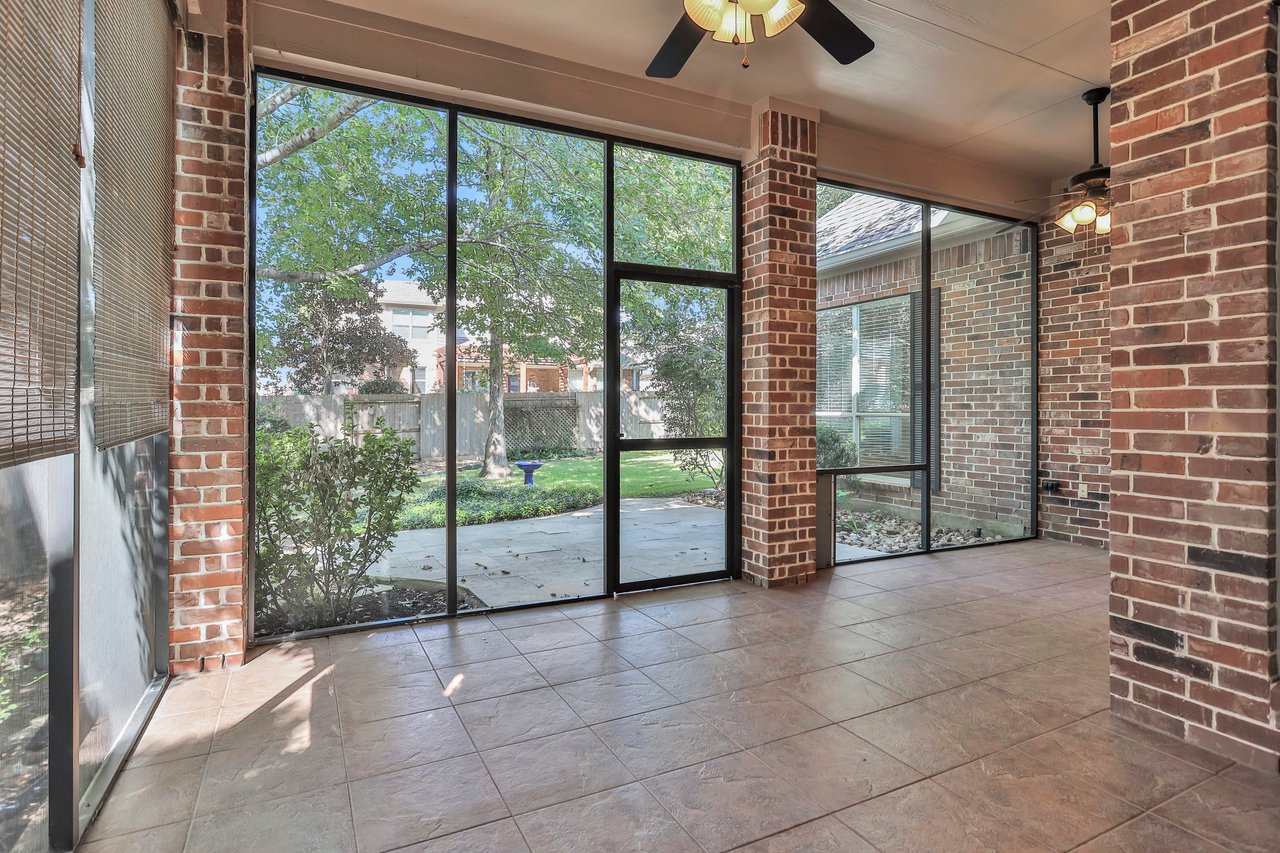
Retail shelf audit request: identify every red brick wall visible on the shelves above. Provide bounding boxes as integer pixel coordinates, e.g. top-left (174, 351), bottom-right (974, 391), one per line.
top-left (741, 110), bottom-right (819, 586)
top-left (1039, 225), bottom-right (1112, 549)
top-left (1109, 0), bottom-right (1279, 770)
top-left (818, 232), bottom-right (1035, 536)
top-left (170, 2), bottom-right (250, 673)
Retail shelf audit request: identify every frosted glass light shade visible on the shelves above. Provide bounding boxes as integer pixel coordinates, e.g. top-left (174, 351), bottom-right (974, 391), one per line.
top-left (684, 0), bottom-right (730, 31)
top-left (762, 0), bottom-right (805, 37)
top-left (1055, 211), bottom-right (1079, 234)
top-left (1070, 200), bottom-right (1098, 225)
top-left (1095, 210), bottom-right (1112, 235)
top-left (712, 5), bottom-right (755, 43)
top-left (738, 0), bottom-right (778, 13)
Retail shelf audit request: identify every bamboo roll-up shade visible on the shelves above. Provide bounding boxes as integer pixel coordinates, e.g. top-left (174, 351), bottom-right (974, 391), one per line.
top-left (91, 0), bottom-right (175, 449)
top-left (0, 0), bottom-right (83, 469)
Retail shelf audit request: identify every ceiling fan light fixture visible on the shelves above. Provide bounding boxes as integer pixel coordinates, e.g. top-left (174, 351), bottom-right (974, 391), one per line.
top-left (1055, 210), bottom-right (1080, 234)
top-left (762, 0), bottom-right (806, 37)
top-left (1095, 210), bottom-right (1112, 235)
top-left (684, 0), bottom-right (729, 31)
top-left (738, 0), bottom-right (778, 13)
top-left (1070, 199), bottom-right (1098, 225)
top-left (712, 4), bottom-right (755, 43)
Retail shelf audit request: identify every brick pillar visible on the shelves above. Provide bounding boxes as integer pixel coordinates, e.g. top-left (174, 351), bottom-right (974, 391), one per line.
top-left (1109, 0), bottom-right (1279, 770)
top-left (170, 1), bottom-right (250, 673)
top-left (740, 102), bottom-right (819, 587)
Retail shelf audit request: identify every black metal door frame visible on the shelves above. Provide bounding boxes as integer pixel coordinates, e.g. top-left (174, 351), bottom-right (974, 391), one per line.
top-left (605, 261), bottom-right (742, 595)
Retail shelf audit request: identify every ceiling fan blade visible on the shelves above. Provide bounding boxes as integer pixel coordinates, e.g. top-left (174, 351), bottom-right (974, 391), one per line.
top-left (1010, 189), bottom-right (1074, 204)
top-left (999, 204), bottom-right (1060, 234)
top-left (798, 0), bottom-right (875, 65)
top-left (646, 14), bottom-right (707, 78)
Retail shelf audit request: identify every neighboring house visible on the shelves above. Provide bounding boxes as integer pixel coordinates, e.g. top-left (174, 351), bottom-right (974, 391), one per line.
top-left (376, 281), bottom-right (606, 394)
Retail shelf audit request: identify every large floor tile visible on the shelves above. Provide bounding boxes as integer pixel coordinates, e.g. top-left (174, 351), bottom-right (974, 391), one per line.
top-left (329, 643), bottom-right (432, 691)
top-left (1083, 712), bottom-right (1233, 772)
top-left (1073, 815), bottom-right (1230, 853)
top-left (590, 704), bottom-right (739, 778)
top-left (912, 636), bottom-right (1034, 678)
top-left (77, 821), bottom-right (190, 853)
top-left (412, 614), bottom-right (496, 642)
top-left (714, 639), bottom-right (837, 681)
top-left (334, 669), bottom-right (449, 725)
top-left (406, 819), bottom-right (530, 852)
top-left (934, 749), bottom-right (1141, 851)
top-left (523, 642), bottom-right (632, 684)
top-left (515, 782), bottom-right (700, 853)
top-left (328, 625), bottom-right (420, 656)
top-left (435, 655), bottom-right (548, 704)
top-left (848, 615), bottom-right (953, 649)
top-left (784, 627), bottom-right (895, 664)
top-left (573, 609), bottom-right (665, 640)
top-left (605, 629), bottom-right (709, 667)
top-left (633, 600), bottom-right (725, 629)
top-left (733, 816), bottom-right (876, 852)
top-left (213, 686), bottom-right (341, 752)
top-left (84, 756), bottom-right (206, 841)
top-left (129, 708), bottom-right (218, 767)
top-left (553, 669), bottom-right (679, 724)
top-left (919, 682), bottom-right (1075, 741)
top-left (842, 701), bottom-right (1013, 774)
top-left (749, 725), bottom-right (921, 811)
top-left (481, 728), bottom-right (634, 814)
top-left (845, 649), bottom-right (974, 699)
top-left (836, 780), bottom-right (1050, 853)
top-left (983, 660), bottom-right (1109, 718)
top-left (420, 630), bottom-right (520, 668)
top-left (769, 665), bottom-right (906, 722)
top-left (639, 653), bottom-right (761, 701)
top-left (186, 783), bottom-right (356, 853)
top-left (349, 754), bottom-right (509, 852)
top-left (689, 684), bottom-right (830, 748)
top-left (642, 752), bottom-right (824, 853)
top-left (1014, 719), bottom-right (1212, 809)
top-left (672, 618), bottom-right (777, 652)
top-left (196, 732), bottom-right (347, 816)
top-left (342, 706), bottom-right (474, 780)
top-left (1154, 773), bottom-right (1280, 853)
top-left (500, 620), bottom-right (597, 653)
top-left (456, 686), bottom-right (585, 750)
top-left (154, 674), bottom-right (228, 717)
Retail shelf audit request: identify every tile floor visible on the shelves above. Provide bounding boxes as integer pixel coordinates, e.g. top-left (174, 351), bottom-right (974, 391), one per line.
top-left (82, 540), bottom-right (1280, 852)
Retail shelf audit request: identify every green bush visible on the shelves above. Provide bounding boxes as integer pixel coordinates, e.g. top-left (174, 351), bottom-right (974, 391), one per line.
top-left (398, 477), bottom-right (602, 529)
top-left (254, 419), bottom-right (418, 633)
top-left (816, 423), bottom-right (859, 470)
top-left (255, 406), bottom-right (293, 435)
top-left (358, 378), bottom-right (409, 395)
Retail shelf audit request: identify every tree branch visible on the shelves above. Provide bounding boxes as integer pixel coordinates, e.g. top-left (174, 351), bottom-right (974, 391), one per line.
top-left (258, 83), bottom-right (305, 117)
top-left (257, 96), bottom-right (373, 168)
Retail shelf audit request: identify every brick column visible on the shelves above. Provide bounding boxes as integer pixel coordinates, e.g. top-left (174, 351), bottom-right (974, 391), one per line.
top-left (740, 102), bottom-right (819, 587)
top-left (170, 1), bottom-right (251, 673)
top-left (1109, 0), bottom-right (1279, 770)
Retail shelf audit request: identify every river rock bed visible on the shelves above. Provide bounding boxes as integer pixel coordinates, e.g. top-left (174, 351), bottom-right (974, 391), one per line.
top-left (836, 510), bottom-right (998, 553)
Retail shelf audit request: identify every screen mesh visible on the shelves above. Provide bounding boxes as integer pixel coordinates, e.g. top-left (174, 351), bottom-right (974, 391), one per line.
top-left (0, 0), bottom-right (82, 468)
top-left (92, 0), bottom-right (175, 448)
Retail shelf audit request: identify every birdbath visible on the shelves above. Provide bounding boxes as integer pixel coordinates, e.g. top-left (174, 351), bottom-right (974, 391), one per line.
top-left (514, 460), bottom-right (544, 486)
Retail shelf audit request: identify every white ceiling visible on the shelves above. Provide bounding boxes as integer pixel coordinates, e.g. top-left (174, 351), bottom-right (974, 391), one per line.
top-left (320, 0), bottom-right (1111, 181)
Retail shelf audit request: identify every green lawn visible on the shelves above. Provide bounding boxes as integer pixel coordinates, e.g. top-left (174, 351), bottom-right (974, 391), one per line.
top-left (396, 452), bottom-right (717, 531)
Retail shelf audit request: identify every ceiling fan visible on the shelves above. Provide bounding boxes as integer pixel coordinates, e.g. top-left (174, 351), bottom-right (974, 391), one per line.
top-left (647, 0), bottom-right (875, 78)
top-left (1004, 87), bottom-right (1112, 236)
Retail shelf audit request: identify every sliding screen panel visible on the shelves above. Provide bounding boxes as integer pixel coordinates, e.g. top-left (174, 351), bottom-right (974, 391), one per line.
top-left (929, 210), bottom-right (1035, 547)
top-left (453, 115), bottom-right (606, 610)
top-left (253, 76), bottom-right (449, 636)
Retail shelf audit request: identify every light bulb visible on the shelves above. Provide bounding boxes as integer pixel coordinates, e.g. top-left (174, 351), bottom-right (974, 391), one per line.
top-left (712, 5), bottom-right (755, 43)
top-left (738, 0), bottom-right (778, 13)
top-left (1070, 200), bottom-right (1098, 225)
top-left (684, 0), bottom-right (729, 31)
top-left (762, 0), bottom-right (806, 37)
top-left (1095, 210), bottom-right (1112, 235)
top-left (1055, 211), bottom-right (1079, 234)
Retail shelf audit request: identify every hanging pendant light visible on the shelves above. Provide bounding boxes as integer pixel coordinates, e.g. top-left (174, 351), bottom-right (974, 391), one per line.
top-left (762, 0), bottom-right (806, 37)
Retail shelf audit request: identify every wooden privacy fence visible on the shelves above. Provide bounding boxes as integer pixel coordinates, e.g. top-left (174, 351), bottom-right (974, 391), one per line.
top-left (261, 391), bottom-right (666, 461)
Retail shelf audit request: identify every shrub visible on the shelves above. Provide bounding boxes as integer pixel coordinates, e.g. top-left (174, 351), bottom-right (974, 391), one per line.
top-left (397, 477), bottom-right (602, 530)
top-left (254, 419), bottom-right (418, 633)
top-left (358, 378), bottom-right (409, 395)
top-left (816, 423), bottom-right (859, 470)
top-left (255, 406), bottom-right (293, 435)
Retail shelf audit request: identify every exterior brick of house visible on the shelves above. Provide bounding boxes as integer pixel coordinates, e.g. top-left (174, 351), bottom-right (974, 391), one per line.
top-left (1039, 225), bottom-right (1112, 549)
top-left (1108, 0), bottom-right (1280, 771)
top-left (169, 1), bottom-right (251, 674)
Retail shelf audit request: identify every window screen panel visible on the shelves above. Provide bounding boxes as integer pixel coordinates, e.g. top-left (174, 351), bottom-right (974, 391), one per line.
top-left (0, 0), bottom-right (82, 468)
top-left (91, 0), bottom-right (175, 448)
top-left (857, 296), bottom-right (911, 414)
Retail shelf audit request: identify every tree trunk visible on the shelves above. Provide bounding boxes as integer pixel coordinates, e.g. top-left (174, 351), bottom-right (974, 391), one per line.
top-left (481, 327), bottom-right (511, 478)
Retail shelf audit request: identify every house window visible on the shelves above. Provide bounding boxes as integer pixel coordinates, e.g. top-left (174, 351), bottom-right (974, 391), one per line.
top-left (413, 367), bottom-right (429, 392)
top-left (390, 307), bottom-right (435, 342)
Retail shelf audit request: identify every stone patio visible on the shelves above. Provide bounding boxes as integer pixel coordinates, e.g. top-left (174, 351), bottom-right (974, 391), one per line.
top-left (371, 498), bottom-right (729, 607)
top-left (85, 539), bottom-right (1280, 852)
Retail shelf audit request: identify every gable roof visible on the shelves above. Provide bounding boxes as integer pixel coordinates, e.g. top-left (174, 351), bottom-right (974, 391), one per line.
top-left (817, 193), bottom-right (942, 261)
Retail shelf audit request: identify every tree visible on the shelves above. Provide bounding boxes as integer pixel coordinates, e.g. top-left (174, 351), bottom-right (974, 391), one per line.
top-left (260, 281), bottom-right (417, 394)
top-left (254, 77), bottom-right (733, 477)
